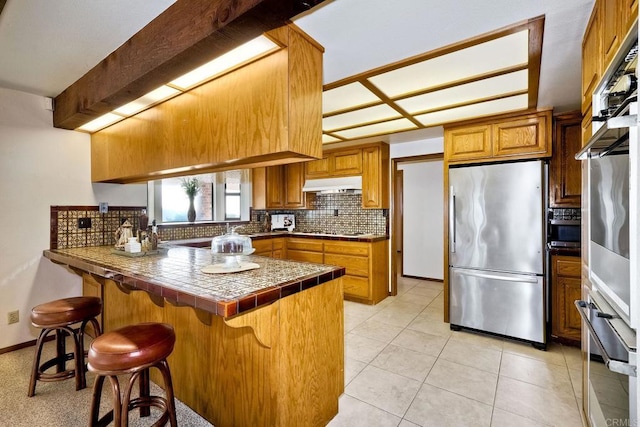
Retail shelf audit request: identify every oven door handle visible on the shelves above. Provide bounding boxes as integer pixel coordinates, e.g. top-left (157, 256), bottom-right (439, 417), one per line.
top-left (575, 300), bottom-right (637, 377)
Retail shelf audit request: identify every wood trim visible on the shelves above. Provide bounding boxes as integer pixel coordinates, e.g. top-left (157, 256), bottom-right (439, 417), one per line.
top-left (527, 15), bottom-right (545, 109)
top-left (401, 275), bottom-right (444, 283)
top-left (53, 0), bottom-right (327, 130)
top-left (359, 80), bottom-right (423, 128)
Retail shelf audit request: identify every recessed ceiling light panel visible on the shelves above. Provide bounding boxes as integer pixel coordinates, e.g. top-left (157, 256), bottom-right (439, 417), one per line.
top-left (323, 104), bottom-right (402, 132)
top-left (333, 118), bottom-right (417, 140)
top-left (396, 69), bottom-right (528, 114)
top-left (369, 30), bottom-right (529, 98)
top-left (322, 134), bottom-right (341, 143)
top-left (415, 94), bottom-right (528, 127)
top-left (323, 82), bottom-right (381, 114)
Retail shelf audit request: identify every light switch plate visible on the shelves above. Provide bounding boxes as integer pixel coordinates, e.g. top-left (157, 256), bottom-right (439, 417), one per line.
top-left (99, 202), bottom-right (108, 213)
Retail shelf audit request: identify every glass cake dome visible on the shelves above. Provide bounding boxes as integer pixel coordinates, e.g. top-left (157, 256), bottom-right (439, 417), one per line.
top-left (211, 227), bottom-right (254, 269)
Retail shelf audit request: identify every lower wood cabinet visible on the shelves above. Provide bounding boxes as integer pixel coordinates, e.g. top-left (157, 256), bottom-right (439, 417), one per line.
top-left (551, 255), bottom-right (582, 343)
top-left (283, 237), bottom-right (389, 305)
top-left (252, 237), bottom-right (286, 258)
top-left (285, 238), bottom-right (324, 263)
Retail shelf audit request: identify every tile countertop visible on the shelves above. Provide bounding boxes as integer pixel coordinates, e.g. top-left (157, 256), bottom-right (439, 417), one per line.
top-left (43, 246), bottom-right (345, 318)
top-left (168, 231), bottom-right (390, 248)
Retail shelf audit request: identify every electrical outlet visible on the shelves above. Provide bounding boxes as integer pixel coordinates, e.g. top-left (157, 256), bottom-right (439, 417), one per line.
top-left (7, 310), bottom-right (19, 325)
top-left (78, 217), bottom-right (92, 229)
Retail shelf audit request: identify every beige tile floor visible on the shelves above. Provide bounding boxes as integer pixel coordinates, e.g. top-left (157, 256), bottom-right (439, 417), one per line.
top-left (329, 276), bottom-right (586, 427)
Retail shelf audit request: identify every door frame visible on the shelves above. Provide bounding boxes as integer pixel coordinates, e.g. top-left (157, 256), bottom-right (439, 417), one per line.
top-left (390, 153), bottom-right (444, 296)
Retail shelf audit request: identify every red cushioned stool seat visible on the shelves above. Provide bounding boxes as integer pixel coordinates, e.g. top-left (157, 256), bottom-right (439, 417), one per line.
top-left (28, 296), bottom-right (102, 397)
top-left (88, 322), bottom-right (177, 427)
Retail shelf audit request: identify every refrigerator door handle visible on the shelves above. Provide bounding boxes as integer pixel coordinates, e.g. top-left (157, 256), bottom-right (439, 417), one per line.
top-left (457, 269), bottom-right (539, 283)
top-left (449, 186), bottom-right (456, 253)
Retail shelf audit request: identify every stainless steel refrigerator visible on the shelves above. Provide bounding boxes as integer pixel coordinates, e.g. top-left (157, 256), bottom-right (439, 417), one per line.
top-left (448, 160), bottom-right (546, 348)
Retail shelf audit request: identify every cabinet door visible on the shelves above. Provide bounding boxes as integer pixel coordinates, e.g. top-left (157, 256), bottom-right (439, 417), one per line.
top-left (287, 250), bottom-right (323, 263)
top-left (582, 7), bottom-right (601, 114)
top-left (265, 166), bottom-right (284, 209)
top-left (550, 113), bottom-right (582, 207)
top-left (444, 125), bottom-right (492, 162)
top-left (362, 146), bottom-right (385, 208)
top-left (286, 238), bottom-right (323, 252)
top-left (252, 239), bottom-right (272, 255)
top-left (625, 0), bottom-right (638, 34)
top-left (342, 276), bottom-right (370, 299)
top-left (332, 149), bottom-right (362, 176)
top-left (324, 253), bottom-right (369, 277)
top-left (551, 255), bottom-right (582, 342)
top-left (582, 107), bottom-right (593, 147)
top-left (601, 0), bottom-right (623, 69)
top-left (305, 156), bottom-right (331, 178)
top-left (324, 241), bottom-right (369, 257)
top-left (284, 163), bottom-right (306, 208)
top-left (492, 115), bottom-right (550, 158)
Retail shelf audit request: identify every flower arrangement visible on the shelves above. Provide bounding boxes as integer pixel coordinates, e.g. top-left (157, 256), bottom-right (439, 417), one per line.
top-left (180, 177), bottom-right (200, 198)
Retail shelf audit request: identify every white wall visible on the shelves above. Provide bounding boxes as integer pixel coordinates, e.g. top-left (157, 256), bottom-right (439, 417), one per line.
top-left (0, 88), bottom-right (146, 349)
top-left (398, 160), bottom-right (444, 280)
top-left (390, 138), bottom-right (443, 159)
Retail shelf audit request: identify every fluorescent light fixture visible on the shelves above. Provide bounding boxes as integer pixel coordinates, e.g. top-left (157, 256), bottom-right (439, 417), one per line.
top-left (323, 82), bottom-right (380, 114)
top-left (78, 113), bottom-right (125, 132)
top-left (322, 134), bottom-right (341, 143)
top-left (114, 85), bottom-right (180, 116)
top-left (396, 70), bottom-right (528, 114)
top-left (369, 31), bottom-right (529, 98)
top-left (333, 118), bottom-right (417, 140)
top-left (323, 104), bottom-right (401, 132)
top-left (415, 94), bottom-right (528, 127)
top-left (171, 36), bottom-right (279, 90)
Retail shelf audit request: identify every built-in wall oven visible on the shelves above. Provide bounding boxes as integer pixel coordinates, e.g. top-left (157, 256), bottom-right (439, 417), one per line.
top-left (577, 19), bottom-right (638, 427)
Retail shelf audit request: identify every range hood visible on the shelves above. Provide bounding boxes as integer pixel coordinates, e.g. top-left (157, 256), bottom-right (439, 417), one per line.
top-left (302, 176), bottom-right (362, 193)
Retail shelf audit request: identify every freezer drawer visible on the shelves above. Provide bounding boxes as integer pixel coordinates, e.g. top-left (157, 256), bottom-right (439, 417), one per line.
top-left (450, 267), bottom-right (545, 344)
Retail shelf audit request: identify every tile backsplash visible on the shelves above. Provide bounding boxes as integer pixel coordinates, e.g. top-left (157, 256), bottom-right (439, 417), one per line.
top-left (51, 194), bottom-right (388, 249)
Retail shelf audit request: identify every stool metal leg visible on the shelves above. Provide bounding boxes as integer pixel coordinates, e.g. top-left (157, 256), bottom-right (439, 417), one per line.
top-left (138, 368), bottom-right (151, 418)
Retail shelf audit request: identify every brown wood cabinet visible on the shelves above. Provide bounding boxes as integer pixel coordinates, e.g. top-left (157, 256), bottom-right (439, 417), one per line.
top-left (582, 6), bottom-right (601, 114)
top-left (551, 255), bottom-right (582, 343)
top-left (304, 149), bottom-right (362, 179)
top-left (90, 24), bottom-right (323, 184)
top-left (286, 238), bottom-right (324, 263)
top-left (284, 237), bottom-right (389, 305)
top-left (252, 164), bottom-right (306, 210)
top-left (304, 142), bottom-right (390, 209)
top-left (362, 144), bottom-right (390, 209)
top-left (550, 112), bottom-right (583, 208)
top-left (252, 237), bottom-right (286, 258)
top-left (582, 0), bottom-right (638, 114)
top-left (444, 110), bottom-right (552, 164)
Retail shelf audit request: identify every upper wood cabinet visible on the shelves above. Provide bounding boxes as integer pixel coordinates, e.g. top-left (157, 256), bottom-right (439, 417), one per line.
top-left (90, 24), bottom-right (323, 184)
top-left (582, 5), bottom-right (601, 114)
top-left (582, 0), bottom-right (638, 114)
top-left (550, 112), bottom-right (583, 208)
top-left (304, 142), bottom-right (390, 209)
top-left (304, 149), bottom-right (362, 179)
top-left (252, 163), bottom-right (306, 210)
top-left (444, 110), bottom-right (552, 164)
top-left (362, 144), bottom-right (389, 209)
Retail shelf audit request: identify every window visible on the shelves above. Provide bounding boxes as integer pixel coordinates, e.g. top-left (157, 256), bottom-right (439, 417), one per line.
top-left (149, 170), bottom-right (251, 223)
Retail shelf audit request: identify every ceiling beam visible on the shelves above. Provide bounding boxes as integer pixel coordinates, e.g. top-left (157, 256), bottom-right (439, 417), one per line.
top-left (53, 0), bottom-right (325, 130)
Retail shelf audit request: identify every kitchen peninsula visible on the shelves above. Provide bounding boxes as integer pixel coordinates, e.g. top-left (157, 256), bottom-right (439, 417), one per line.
top-left (43, 246), bottom-right (345, 427)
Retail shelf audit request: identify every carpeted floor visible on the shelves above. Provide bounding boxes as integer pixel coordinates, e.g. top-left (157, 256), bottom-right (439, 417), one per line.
top-left (0, 337), bottom-right (213, 426)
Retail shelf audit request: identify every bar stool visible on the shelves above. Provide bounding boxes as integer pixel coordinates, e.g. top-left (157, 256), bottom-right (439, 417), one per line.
top-left (28, 296), bottom-right (102, 397)
top-left (88, 322), bottom-right (177, 427)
